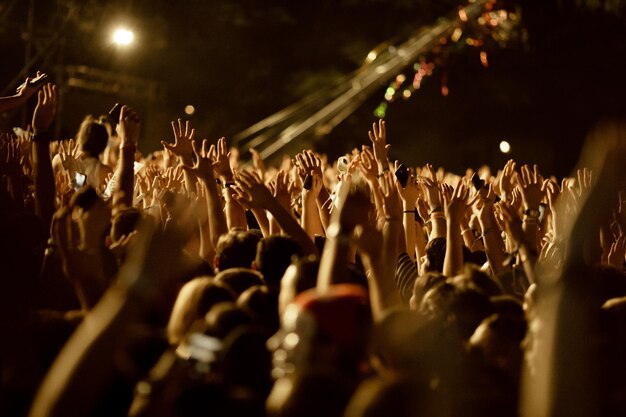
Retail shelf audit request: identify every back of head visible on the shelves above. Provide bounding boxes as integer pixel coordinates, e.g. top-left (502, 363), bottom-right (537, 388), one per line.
top-left (237, 285), bottom-right (279, 333)
top-left (215, 268), bottom-right (265, 298)
top-left (77, 115), bottom-right (109, 157)
top-left (255, 235), bottom-right (303, 290)
top-left (425, 237), bottom-right (447, 273)
top-left (167, 277), bottom-right (235, 345)
top-left (293, 284), bottom-right (372, 372)
top-left (215, 230), bottom-right (262, 271)
top-left (205, 302), bottom-right (254, 340)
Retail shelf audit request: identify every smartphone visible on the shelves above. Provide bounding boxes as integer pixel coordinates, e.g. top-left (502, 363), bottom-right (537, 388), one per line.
top-left (303, 174), bottom-right (313, 190)
top-left (395, 163), bottom-right (409, 188)
top-left (108, 103), bottom-right (122, 124)
top-left (471, 172), bottom-right (485, 191)
top-left (73, 172), bottom-right (87, 190)
top-left (29, 73), bottom-right (48, 87)
top-left (538, 203), bottom-right (547, 223)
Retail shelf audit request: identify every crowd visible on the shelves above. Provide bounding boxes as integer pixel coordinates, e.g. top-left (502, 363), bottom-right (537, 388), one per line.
top-left (1, 73), bottom-right (626, 417)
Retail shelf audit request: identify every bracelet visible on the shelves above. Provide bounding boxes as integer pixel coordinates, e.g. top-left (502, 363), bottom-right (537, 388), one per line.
top-left (385, 216), bottom-right (402, 223)
top-left (222, 181), bottom-right (235, 189)
top-left (430, 213), bottom-right (445, 219)
top-left (403, 209), bottom-right (417, 214)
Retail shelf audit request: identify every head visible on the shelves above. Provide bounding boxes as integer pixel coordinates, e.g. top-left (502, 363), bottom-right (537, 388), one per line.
top-left (214, 230), bottom-right (262, 271)
top-left (237, 285), bottom-right (279, 333)
top-left (76, 115), bottom-right (109, 157)
top-left (167, 277), bottom-right (235, 345)
top-left (269, 284), bottom-right (372, 380)
top-left (279, 256), bottom-right (320, 316)
top-left (214, 268), bottom-right (265, 298)
top-left (204, 301), bottom-right (254, 340)
top-left (255, 236), bottom-right (303, 291)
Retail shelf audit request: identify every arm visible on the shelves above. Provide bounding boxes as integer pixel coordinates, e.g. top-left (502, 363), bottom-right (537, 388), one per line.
top-left (31, 83), bottom-right (57, 227)
top-left (161, 119), bottom-right (197, 193)
top-left (353, 173), bottom-right (404, 320)
top-left (419, 173), bottom-right (446, 240)
top-left (112, 106), bottom-right (140, 209)
top-left (181, 139), bottom-right (228, 250)
top-left (396, 172), bottom-right (419, 261)
top-left (236, 170), bottom-right (317, 256)
top-left (301, 171), bottom-right (325, 239)
top-left (0, 73), bottom-right (42, 113)
top-left (443, 182), bottom-right (469, 277)
top-left (475, 186), bottom-right (507, 276)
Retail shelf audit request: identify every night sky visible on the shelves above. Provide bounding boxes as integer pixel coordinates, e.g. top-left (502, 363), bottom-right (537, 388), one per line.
top-left (1, 0), bottom-right (625, 177)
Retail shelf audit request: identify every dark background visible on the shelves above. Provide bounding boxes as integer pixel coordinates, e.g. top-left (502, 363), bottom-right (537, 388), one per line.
top-left (0, 0), bottom-right (625, 177)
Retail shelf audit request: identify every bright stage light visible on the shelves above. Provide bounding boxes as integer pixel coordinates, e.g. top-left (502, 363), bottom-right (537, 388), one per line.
top-left (499, 140), bottom-right (511, 154)
top-left (184, 105), bottom-right (195, 115)
top-left (113, 28), bottom-right (134, 46)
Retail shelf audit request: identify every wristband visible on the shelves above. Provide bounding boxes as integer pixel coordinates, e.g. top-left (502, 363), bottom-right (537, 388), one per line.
top-left (524, 208), bottom-right (540, 219)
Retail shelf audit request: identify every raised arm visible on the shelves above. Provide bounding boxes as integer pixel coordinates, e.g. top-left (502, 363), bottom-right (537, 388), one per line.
top-left (443, 182), bottom-right (469, 277)
top-left (235, 169), bottom-right (317, 255)
top-left (182, 139), bottom-right (228, 250)
top-left (112, 106), bottom-right (140, 209)
top-left (31, 83), bottom-right (58, 228)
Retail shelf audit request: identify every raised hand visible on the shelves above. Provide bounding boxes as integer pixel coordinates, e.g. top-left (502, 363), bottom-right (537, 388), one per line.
top-left (249, 147), bottom-right (266, 179)
top-left (211, 137), bottom-right (233, 181)
top-left (381, 171), bottom-right (402, 221)
top-left (498, 159), bottom-right (517, 199)
top-left (444, 181), bottom-right (469, 225)
top-left (117, 106), bottom-right (141, 147)
top-left (396, 170), bottom-right (419, 210)
top-left (368, 119), bottom-right (389, 169)
top-left (181, 139), bottom-right (218, 181)
top-left (32, 83), bottom-right (57, 132)
top-left (515, 164), bottom-right (545, 213)
top-left (417, 174), bottom-right (442, 211)
top-left (296, 150), bottom-right (323, 179)
top-left (607, 234), bottom-right (626, 269)
top-left (161, 119), bottom-right (195, 164)
top-left (358, 146), bottom-right (378, 182)
top-left (58, 139), bottom-right (83, 173)
top-left (270, 170), bottom-right (291, 211)
top-left (0, 138), bottom-right (23, 176)
top-left (234, 169), bottom-right (275, 209)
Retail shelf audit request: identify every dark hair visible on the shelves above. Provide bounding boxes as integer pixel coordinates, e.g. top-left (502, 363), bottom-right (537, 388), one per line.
top-left (204, 302), bottom-right (253, 340)
top-left (214, 268), bottom-right (265, 298)
top-left (425, 237), bottom-right (446, 273)
top-left (215, 230), bottom-right (262, 271)
top-left (76, 115), bottom-right (109, 157)
top-left (237, 285), bottom-right (279, 332)
top-left (255, 235), bottom-right (303, 290)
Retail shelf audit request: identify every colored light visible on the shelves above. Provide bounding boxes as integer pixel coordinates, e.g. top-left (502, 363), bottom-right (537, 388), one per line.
top-left (184, 105), bottom-right (195, 115)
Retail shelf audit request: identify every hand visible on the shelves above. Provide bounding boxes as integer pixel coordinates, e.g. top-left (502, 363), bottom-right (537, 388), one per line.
top-left (161, 119), bottom-right (195, 164)
top-left (159, 166), bottom-right (185, 192)
top-left (58, 139), bottom-right (83, 173)
top-left (117, 106), bottom-right (140, 147)
top-left (16, 71), bottom-right (45, 100)
top-left (250, 147), bottom-right (266, 179)
top-left (444, 181), bottom-right (469, 225)
top-left (607, 234), bottom-right (626, 269)
top-left (471, 183), bottom-right (496, 225)
top-left (514, 164), bottom-right (545, 210)
top-left (367, 119), bottom-right (389, 168)
top-left (417, 175), bottom-right (442, 211)
top-left (302, 170), bottom-right (323, 202)
top-left (210, 137), bottom-right (233, 180)
top-left (32, 83), bottom-right (57, 132)
top-left (234, 170), bottom-right (275, 209)
top-left (498, 159), bottom-right (516, 198)
top-left (181, 139), bottom-right (218, 182)
top-left (381, 171), bottom-right (402, 221)
top-left (108, 231), bottom-right (138, 260)
top-left (296, 150), bottom-right (323, 179)
top-left (0, 138), bottom-right (23, 176)
top-left (358, 146), bottom-right (378, 182)
top-left (495, 201), bottom-right (524, 246)
top-left (396, 170), bottom-right (419, 210)
top-left (270, 170), bottom-right (292, 211)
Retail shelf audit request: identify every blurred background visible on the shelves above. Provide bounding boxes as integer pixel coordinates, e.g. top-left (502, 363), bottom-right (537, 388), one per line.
top-left (0, 0), bottom-right (625, 177)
